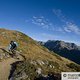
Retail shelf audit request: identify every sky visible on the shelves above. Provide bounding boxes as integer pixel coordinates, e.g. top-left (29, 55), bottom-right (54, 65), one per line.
top-left (0, 0), bottom-right (80, 45)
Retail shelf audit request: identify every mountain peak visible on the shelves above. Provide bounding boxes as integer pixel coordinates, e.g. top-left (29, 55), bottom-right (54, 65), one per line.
top-left (40, 40), bottom-right (80, 64)
top-left (46, 40), bottom-right (79, 50)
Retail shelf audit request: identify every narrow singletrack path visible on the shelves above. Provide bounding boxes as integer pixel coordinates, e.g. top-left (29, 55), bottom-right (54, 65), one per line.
top-left (0, 50), bottom-right (24, 80)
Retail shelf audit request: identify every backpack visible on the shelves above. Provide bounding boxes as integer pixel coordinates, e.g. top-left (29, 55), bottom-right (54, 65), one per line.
top-left (14, 42), bottom-right (18, 47)
top-left (11, 42), bottom-right (18, 49)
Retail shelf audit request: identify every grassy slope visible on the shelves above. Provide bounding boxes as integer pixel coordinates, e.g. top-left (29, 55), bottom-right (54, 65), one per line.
top-left (0, 28), bottom-right (80, 80)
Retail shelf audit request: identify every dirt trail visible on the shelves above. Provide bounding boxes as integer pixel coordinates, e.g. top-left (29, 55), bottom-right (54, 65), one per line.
top-left (0, 54), bottom-right (24, 80)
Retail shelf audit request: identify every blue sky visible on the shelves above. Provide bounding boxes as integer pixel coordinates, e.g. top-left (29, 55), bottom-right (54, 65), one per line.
top-left (0, 0), bottom-right (80, 45)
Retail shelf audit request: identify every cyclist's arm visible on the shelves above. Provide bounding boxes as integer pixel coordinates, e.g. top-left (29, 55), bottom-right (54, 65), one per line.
top-left (8, 44), bottom-right (11, 51)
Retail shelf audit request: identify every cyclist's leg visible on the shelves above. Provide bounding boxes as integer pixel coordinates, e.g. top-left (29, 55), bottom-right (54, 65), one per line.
top-left (11, 49), bottom-right (15, 57)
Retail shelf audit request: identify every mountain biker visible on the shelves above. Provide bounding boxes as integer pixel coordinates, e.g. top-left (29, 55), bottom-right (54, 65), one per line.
top-left (8, 41), bottom-right (18, 57)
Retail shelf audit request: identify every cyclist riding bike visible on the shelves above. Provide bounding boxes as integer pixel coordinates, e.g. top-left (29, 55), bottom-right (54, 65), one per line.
top-left (8, 41), bottom-right (18, 57)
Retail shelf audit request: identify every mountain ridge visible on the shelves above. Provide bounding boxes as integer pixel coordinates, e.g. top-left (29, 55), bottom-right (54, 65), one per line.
top-left (0, 28), bottom-right (80, 80)
top-left (38, 40), bottom-right (80, 50)
top-left (38, 40), bottom-right (80, 64)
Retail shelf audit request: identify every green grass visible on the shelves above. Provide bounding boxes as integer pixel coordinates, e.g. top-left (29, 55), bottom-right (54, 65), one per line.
top-left (51, 51), bottom-right (63, 61)
top-left (66, 63), bottom-right (80, 71)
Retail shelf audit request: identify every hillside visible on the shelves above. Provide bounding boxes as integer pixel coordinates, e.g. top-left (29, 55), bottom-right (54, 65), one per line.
top-left (0, 28), bottom-right (80, 80)
top-left (38, 40), bottom-right (80, 64)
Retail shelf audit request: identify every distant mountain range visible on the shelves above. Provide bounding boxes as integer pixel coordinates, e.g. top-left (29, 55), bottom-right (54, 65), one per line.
top-left (38, 40), bottom-right (80, 64)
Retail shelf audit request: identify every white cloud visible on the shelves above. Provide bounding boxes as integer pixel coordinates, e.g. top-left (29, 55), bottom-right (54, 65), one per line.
top-left (53, 9), bottom-right (62, 17)
top-left (53, 9), bottom-right (67, 23)
top-left (25, 15), bottom-right (66, 33)
top-left (31, 16), bottom-right (65, 33)
top-left (31, 16), bottom-right (53, 29)
top-left (64, 22), bottom-right (80, 34)
top-left (53, 9), bottom-right (80, 35)
top-left (25, 10), bottom-right (80, 35)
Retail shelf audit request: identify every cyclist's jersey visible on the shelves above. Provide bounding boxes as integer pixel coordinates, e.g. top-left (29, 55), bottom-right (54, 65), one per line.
top-left (8, 42), bottom-right (18, 51)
